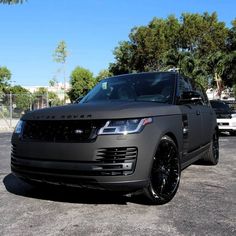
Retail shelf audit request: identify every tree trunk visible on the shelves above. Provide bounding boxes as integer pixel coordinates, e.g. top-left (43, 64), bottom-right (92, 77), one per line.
top-left (215, 72), bottom-right (223, 99)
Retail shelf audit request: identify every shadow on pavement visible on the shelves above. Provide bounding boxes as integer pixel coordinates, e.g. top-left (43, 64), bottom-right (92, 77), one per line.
top-left (3, 173), bottom-right (147, 205)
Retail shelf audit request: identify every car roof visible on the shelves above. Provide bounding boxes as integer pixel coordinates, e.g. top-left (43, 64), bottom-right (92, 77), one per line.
top-left (107, 71), bottom-right (177, 79)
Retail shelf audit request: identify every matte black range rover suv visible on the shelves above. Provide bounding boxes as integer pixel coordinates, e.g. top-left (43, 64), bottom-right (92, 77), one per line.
top-left (11, 72), bottom-right (219, 204)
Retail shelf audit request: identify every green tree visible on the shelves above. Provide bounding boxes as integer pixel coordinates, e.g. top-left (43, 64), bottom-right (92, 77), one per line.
top-left (110, 12), bottom-right (233, 91)
top-left (220, 51), bottom-right (236, 88)
top-left (0, 0), bottom-right (26, 4)
top-left (34, 87), bottom-right (63, 106)
top-left (12, 86), bottom-right (31, 112)
top-left (0, 66), bottom-right (11, 91)
top-left (53, 41), bottom-right (68, 64)
top-left (179, 12), bottom-right (228, 54)
top-left (68, 66), bottom-right (95, 102)
top-left (233, 84), bottom-right (236, 97)
top-left (228, 19), bottom-right (236, 51)
top-left (206, 52), bottom-right (228, 97)
top-left (109, 41), bottom-right (134, 75)
top-left (48, 91), bottom-right (62, 106)
top-left (96, 69), bottom-right (113, 83)
top-left (225, 20), bottom-right (236, 91)
top-left (49, 77), bottom-right (58, 87)
top-left (32, 87), bottom-right (48, 109)
top-left (164, 50), bottom-right (195, 75)
top-left (164, 50), bottom-right (209, 88)
top-left (110, 15), bottom-right (181, 74)
top-left (53, 40), bottom-right (68, 103)
top-left (3, 85), bottom-right (31, 114)
top-left (33, 87), bottom-right (47, 96)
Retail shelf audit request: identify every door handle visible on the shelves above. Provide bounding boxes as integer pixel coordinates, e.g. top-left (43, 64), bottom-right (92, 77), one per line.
top-left (196, 110), bottom-right (200, 115)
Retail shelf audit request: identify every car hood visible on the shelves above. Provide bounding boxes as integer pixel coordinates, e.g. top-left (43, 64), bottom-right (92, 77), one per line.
top-left (213, 108), bottom-right (231, 114)
top-left (22, 101), bottom-right (181, 120)
top-left (212, 108), bottom-right (232, 118)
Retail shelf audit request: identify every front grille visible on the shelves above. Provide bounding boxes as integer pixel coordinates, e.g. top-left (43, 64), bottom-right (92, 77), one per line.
top-left (22, 120), bottom-right (106, 143)
top-left (96, 147), bottom-right (138, 163)
top-left (218, 122), bottom-right (229, 126)
top-left (216, 113), bottom-right (232, 119)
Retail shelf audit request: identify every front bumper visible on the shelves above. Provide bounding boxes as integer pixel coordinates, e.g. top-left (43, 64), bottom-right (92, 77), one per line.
top-left (11, 149), bottom-right (146, 192)
top-left (11, 124), bottom-right (161, 192)
top-left (217, 118), bottom-right (236, 132)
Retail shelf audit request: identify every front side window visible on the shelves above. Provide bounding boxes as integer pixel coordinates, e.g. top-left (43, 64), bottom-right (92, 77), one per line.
top-left (192, 83), bottom-right (209, 106)
top-left (178, 76), bottom-right (192, 98)
top-left (80, 73), bottom-right (176, 104)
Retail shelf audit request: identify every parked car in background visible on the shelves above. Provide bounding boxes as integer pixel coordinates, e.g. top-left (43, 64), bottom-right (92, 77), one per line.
top-left (223, 100), bottom-right (236, 112)
top-left (11, 72), bottom-right (219, 204)
top-left (210, 100), bottom-right (236, 135)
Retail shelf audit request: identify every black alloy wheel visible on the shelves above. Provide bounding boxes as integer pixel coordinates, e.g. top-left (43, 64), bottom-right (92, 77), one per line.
top-left (144, 135), bottom-right (180, 204)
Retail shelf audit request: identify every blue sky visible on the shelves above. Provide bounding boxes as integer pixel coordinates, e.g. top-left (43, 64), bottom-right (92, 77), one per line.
top-left (0, 0), bottom-right (235, 86)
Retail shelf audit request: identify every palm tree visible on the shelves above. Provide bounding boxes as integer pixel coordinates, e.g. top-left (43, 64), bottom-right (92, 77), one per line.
top-left (206, 52), bottom-right (228, 98)
top-left (164, 49), bottom-right (211, 89)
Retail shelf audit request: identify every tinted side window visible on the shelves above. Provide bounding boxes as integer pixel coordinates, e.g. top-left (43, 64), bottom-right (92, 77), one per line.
top-left (178, 76), bottom-right (192, 97)
top-left (193, 83), bottom-right (209, 105)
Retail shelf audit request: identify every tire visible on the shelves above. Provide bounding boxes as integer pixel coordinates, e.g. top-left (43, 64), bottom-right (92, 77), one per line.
top-left (203, 132), bottom-right (219, 165)
top-left (143, 135), bottom-right (181, 205)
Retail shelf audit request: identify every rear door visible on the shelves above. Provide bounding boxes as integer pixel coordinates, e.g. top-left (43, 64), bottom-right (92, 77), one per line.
top-left (191, 83), bottom-right (214, 146)
top-left (177, 76), bottom-right (202, 155)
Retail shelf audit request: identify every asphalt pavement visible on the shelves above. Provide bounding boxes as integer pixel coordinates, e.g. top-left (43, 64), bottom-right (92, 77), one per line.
top-left (0, 132), bottom-right (235, 236)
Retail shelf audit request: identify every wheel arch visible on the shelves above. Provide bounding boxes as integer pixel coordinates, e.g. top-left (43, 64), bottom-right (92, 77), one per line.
top-left (143, 132), bottom-right (181, 204)
top-left (148, 131), bottom-right (179, 176)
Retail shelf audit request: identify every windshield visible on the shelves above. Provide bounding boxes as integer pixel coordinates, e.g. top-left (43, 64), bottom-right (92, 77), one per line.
top-left (80, 72), bottom-right (175, 104)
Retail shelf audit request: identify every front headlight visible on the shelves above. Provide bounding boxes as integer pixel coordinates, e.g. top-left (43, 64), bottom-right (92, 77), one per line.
top-left (98, 118), bottom-right (153, 135)
top-left (14, 120), bottom-right (25, 134)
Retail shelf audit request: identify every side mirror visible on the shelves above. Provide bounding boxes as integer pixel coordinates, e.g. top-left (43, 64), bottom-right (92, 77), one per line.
top-left (178, 91), bottom-right (202, 104)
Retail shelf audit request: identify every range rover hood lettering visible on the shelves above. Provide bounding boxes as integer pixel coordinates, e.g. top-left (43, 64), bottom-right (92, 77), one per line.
top-left (23, 102), bottom-right (181, 120)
